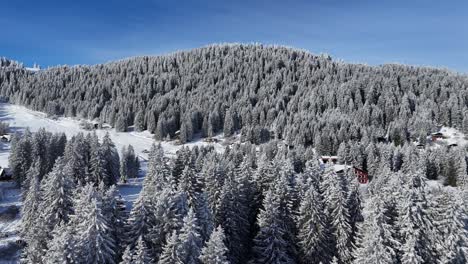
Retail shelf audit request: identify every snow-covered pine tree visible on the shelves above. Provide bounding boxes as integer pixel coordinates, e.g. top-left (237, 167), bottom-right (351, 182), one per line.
top-left (199, 226), bottom-right (230, 264)
top-left (397, 171), bottom-right (435, 264)
top-left (44, 224), bottom-right (77, 263)
top-left (101, 132), bottom-right (120, 184)
top-left (216, 169), bottom-right (251, 264)
top-left (115, 115), bottom-right (128, 132)
top-left (223, 109), bottom-right (235, 137)
top-left (353, 197), bottom-right (399, 264)
top-left (430, 191), bottom-right (468, 263)
top-left (148, 187), bottom-right (188, 259)
top-left (176, 208), bottom-right (203, 264)
top-left (64, 133), bottom-right (91, 185)
top-left (21, 166), bottom-right (50, 263)
top-left (253, 153), bottom-right (278, 195)
top-left (120, 144), bottom-right (139, 182)
top-left (39, 157), bottom-right (75, 236)
top-left (134, 110), bottom-right (146, 132)
top-left (159, 231), bottom-right (181, 264)
top-left (296, 182), bottom-right (332, 264)
top-left (347, 177), bottom-right (363, 246)
top-left (71, 184), bottom-right (117, 264)
top-left (120, 246), bottom-right (134, 264)
top-left (20, 163), bottom-right (42, 241)
top-left (133, 236), bottom-right (152, 264)
top-left (251, 189), bottom-right (296, 264)
top-left (126, 187), bottom-right (156, 249)
top-left (201, 155), bottom-right (225, 217)
top-left (103, 185), bottom-right (129, 260)
top-left (323, 166), bottom-right (355, 264)
top-left (194, 192), bottom-right (214, 242)
top-left (178, 165), bottom-right (202, 206)
top-left (89, 139), bottom-right (110, 186)
top-left (144, 143), bottom-right (173, 193)
top-left (9, 130), bottom-right (33, 185)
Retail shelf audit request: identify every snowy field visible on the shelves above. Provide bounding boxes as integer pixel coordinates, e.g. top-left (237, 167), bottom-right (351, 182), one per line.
top-left (0, 103), bottom-right (225, 167)
top-left (435, 127), bottom-right (468, 148)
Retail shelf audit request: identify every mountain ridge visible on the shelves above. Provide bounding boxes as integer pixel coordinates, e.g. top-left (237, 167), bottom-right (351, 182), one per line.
top-left (2, 44), bottom-right (466, 76)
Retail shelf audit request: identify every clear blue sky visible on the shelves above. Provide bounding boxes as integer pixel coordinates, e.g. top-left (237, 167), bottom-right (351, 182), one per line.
top-left (2, 0), bottom-right (468, 72)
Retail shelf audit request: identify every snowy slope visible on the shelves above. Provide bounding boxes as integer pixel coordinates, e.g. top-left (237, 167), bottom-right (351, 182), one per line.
top-left (0, 103), bottom-right (225, 165)
top-left (0, 102), bottom-right (229, 206)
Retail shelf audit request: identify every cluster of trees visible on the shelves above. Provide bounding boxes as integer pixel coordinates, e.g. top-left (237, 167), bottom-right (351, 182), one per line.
top-left (0, 57), bottom-right (23, 68)
top-left (335, 140), bottom-right (468, 187)
top-left (1, 45), bottom-right (468, 150)
top-left (9, 129), bottom-right (142, 189)
top-left (17, 127), bottom-right (468, 263)
top-left (120, 145), bottom-right (140, 182)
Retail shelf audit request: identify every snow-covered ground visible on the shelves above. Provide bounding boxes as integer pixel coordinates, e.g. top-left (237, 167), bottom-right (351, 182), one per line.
top-left (0, 182), bottom-right (21, 263)
top-left (437, 127), bottom-right (468, 148)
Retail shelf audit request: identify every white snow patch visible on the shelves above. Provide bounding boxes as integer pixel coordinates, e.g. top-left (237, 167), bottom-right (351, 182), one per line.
top-left (0, 181), bottom-right (21, 263)
top-left (428, 127), bottom-right (468, 149)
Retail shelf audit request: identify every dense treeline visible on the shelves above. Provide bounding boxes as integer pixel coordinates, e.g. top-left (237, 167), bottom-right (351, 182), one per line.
top-left (15, 128), bottom-right (468, 264)
top-left (2, 45), bottom-right (468, 151)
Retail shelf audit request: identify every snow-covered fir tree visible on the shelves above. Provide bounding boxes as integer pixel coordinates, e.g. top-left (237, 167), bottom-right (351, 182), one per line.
top-left (251, 189), bottom-right (296, 264)
top-left (199, 226), bottom-right (230, 264)
top-left (296, 182), bottom-right (332, 264)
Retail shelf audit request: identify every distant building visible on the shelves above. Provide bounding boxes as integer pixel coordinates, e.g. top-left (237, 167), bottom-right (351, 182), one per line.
top-left (320, 155), bottom-right (339, 164)
top-left (431, 132), bottom-right (445, 141)
top-left (0, 134), bottom-right (11, 142)
top-left (353, 167), bottom-right (369, 184)
top-left (318, 156), bottom-right (369, 184)
top-left (376, 136), bottom-right (387, 143)
top-left (416, 142), bottom-right (425, 149)
top-left (0, 167), bottom-right (12, 181)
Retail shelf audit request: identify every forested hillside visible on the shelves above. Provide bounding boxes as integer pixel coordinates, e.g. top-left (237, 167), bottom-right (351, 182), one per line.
top-left (1, 44), bottom-right (468, 151)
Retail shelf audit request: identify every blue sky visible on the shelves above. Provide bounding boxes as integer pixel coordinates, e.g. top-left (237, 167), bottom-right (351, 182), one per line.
top-left (2, 0), bottom-right (468, 72)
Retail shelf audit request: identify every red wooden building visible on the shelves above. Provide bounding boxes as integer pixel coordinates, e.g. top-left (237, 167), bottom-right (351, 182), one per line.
top-left (353, 166), bottom-right (369, 184)
top-left (430, 132), bottom-right (444, 141)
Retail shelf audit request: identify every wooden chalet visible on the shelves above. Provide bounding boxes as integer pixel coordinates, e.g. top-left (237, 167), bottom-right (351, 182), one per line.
top-left (431, 132), bottom-right (444, 141)
top-left (352, 166), bottom-right (369, 184)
